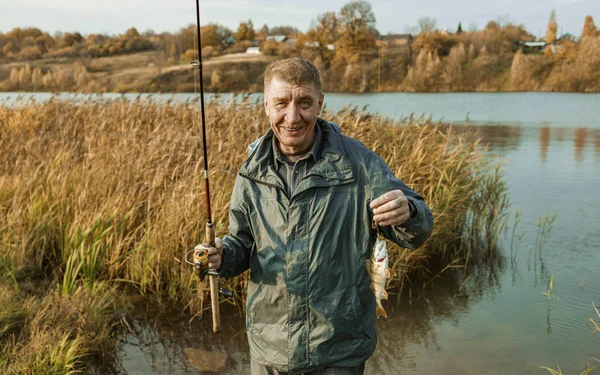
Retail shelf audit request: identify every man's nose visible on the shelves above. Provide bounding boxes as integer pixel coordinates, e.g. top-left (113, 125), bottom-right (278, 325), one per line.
top-left (284, 104), bottom-right (300, 123)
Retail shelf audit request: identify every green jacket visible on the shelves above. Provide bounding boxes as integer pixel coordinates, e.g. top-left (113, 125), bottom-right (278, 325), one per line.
top-left (221, 119), bottom-right (433, 373)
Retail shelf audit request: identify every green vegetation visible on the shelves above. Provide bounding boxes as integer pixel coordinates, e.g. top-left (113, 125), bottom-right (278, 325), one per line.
top-left (0, 97), bottom-right (507, 371)
top-left (1, 1), bottom-right (599, 93)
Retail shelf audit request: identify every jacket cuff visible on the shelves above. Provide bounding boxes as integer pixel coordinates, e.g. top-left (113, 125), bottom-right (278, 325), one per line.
top-left (218, 245), bottom-right (234, 279)
top-left (407, 196), bottom-right (418, 219)
top-left (401, 196), bottom-right (424, 235)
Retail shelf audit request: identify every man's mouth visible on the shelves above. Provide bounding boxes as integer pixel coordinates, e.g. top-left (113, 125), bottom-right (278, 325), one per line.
top-left (281, 125), bottom-right (306, 133)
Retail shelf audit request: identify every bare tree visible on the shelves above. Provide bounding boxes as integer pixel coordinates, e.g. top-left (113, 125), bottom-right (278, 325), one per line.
top-left (337, 1), bottom-right (377, 52)
top-left (418, 17), bottom-right (437, 33)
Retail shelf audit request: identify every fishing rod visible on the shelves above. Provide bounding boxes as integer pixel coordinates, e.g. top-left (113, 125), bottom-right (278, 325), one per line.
top-left (184, 0), bottom-right (232, 334)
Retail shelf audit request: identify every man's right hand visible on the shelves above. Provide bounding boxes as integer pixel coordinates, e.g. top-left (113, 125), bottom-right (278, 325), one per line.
top-left (194, 237), bottom-right (223, 271)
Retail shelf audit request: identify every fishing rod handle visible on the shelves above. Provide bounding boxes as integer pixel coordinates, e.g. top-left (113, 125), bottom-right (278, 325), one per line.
top-left (206, 222), bottom-right (221, 333)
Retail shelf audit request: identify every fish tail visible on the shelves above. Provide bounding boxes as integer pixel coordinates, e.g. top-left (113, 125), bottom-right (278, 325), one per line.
top-left (376, 304), bottom-right (387, 319)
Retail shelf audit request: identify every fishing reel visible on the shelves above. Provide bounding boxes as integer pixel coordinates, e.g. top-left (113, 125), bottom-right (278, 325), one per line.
top-left (185, 247), bottom-right (233, 298)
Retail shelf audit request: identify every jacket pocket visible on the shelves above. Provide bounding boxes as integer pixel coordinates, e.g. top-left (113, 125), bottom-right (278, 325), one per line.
top-left (312, 286), bottom-right (362, 341)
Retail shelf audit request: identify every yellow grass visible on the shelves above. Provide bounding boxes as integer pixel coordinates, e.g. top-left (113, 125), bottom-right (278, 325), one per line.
top-left (0, 97), bottom-right (507, 371)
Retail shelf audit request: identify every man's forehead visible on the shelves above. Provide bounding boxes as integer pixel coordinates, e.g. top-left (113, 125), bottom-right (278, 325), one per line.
top-left (266, 78), bottom-right (318, 94)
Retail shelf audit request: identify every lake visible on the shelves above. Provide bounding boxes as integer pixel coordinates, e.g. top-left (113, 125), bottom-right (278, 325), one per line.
top-left (2, 92), bottom-right (599, 374)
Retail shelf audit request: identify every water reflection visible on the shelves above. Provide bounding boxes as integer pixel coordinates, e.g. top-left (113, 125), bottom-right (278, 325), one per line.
top-left (539, 125), bottom-right (550, 163)
top-left (574, 128), bottom-right (589, 163)
top-left (368, 252), bottom-right (504, 374)
top-left (473, 125), bottom-right (522, 152)
top-left (595, 130), bottom-right (600, 161)
top-left (110, 249), bottom-right (505, 374)
top-left (113, 303), bottom-right (250, 375)
top-left (463, 124), bottom-right (600, 165)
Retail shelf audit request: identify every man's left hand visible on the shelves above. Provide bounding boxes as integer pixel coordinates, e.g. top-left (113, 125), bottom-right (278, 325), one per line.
top-left (370, 189), bottom-right (410, 227)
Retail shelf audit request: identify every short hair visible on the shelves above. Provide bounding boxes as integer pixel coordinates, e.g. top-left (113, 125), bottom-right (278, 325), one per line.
top-left (263, 58), bottom-right (322, 94)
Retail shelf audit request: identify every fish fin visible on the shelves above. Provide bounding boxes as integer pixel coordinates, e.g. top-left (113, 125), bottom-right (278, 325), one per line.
top-left (385, 269), bottom-right (391, 279)
top-left (388, 268), bottom-right (397, 277)
top-left (382, 290), bottom-right (388, 300)
top-left (376, 305), bottom-right (387, 319)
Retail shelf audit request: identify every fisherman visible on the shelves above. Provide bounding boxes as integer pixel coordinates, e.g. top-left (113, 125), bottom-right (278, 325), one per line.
top-left (198, 58), bottom-right (433, 375)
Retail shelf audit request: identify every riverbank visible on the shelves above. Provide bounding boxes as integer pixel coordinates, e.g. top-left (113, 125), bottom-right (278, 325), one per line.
top-left (0, 98), bottom-right (507, 372)
top-left (1, 47), bottom-right (600, 94)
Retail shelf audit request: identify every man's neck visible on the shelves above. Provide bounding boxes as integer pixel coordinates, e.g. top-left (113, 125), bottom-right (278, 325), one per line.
top-left (277, 128), bottom-right (317, 162)
top-left (282, 145), bottom-right (312, 162)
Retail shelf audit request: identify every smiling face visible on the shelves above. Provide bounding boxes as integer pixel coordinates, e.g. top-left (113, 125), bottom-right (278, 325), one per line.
top-left (264, 78), bottom-right (324, 158)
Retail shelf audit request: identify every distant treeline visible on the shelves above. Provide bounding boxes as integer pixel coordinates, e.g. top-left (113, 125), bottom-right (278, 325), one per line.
top-left (1, 1), bottom-right (599, 92)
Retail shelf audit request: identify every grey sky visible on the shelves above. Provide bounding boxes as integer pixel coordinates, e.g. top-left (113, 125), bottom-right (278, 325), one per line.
top-left (1, 0), bottom-right (598, 39)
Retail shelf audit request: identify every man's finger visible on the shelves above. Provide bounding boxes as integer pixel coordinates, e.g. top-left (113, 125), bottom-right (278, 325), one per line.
top-left (373, 197), bottom-right (407, 214)
top-left (207, 246), bottom-right (221, 255)
top-left (373, 207), bottom-right (406, 223)
top-left (378, 211), bottom-right (411, 227)
top-left (370, 191), bottom-right (397, 209)
top-left (208, 254), bottom-right (221, 270)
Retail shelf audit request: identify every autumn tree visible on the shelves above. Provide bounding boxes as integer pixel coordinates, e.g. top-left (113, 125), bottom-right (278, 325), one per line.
top-left (0, 34), bottom-right (5, 58)
top-left (336, 1), bottom-right (377, 53)
top-left (236, 20), bottom-right (255, 42)
top-left (270, 26), bottom-right (300, 37)
top-left (59, 32), bottom-right (84, 48)
top-left (308, 11), bottom-right (339, 45)
top-left (306, 11), bottom-right (339, 65)
top-left (256, 24), bottom-right (269, 40)
top-left (200, 24), bottom-right (232, 49)
top-left (444, 43), bottom-right (466, 88)
top-left (125, 27), bottom-right (140, 39)
top-left (545, 10), bottom-right (557, 55)
top-left (31, 67), bottom-right (43, 89)
top-left (413, 30), bottom-right (456, 57)
top-left (510, 48), bottom-right (528, 90)
top-left (581, 15), bottom-right (597, 39)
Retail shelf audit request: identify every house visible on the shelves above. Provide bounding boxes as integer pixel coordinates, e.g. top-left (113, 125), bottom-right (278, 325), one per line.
top-left (558, 33), bottom-right (577, 43)
top-left (303, 41), bottom-right (335, 50)
top-left (265, 35), bottom-right (287, 43)
top-left (379, 34), bottom-right (413, 47)
top-left (246, 47), bottom-right (261, 54)
top-left (377, 34), bottom-right (412, 58)
top-left (518, 41), bottom-right (546, 53)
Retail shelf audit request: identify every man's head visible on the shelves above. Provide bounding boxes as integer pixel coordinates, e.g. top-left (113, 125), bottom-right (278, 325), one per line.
top-left (263, 58), bottom-right (324, 158)
top-left (264, 57), bottom-right (323, 96)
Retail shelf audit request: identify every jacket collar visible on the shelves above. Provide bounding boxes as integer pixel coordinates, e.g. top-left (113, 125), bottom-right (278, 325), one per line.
top-left (239, 118), bottom-right (354, 188)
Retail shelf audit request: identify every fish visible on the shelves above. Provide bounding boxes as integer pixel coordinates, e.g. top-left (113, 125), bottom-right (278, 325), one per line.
top-left (366, 237), bottom-right (397, 319)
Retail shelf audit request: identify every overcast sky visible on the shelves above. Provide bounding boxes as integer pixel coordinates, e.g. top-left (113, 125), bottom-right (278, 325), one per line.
top-left (2, 0), bottom-right (598, 39)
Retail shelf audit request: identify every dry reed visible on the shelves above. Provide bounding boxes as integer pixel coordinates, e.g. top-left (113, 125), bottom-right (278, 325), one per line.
top-left (0, 96), bottom-right (507, 371)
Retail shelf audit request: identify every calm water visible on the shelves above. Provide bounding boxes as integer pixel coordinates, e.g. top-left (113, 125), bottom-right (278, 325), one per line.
top-left (3, 92), bottom-right (600, 374)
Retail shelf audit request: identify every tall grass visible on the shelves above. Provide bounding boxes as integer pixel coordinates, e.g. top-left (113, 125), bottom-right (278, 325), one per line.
top-left (0, 97), bottom-right (508, 371)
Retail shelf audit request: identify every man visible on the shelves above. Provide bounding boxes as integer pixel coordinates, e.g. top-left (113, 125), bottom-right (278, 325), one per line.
top-left (199, 58), bottom-right (433, 375)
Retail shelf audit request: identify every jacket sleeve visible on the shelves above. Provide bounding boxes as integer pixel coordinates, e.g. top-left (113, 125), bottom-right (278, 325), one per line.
top-left (219, 175), bottom-right (254, 278)
top-left (366, 151), bottom-right (434, 249)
